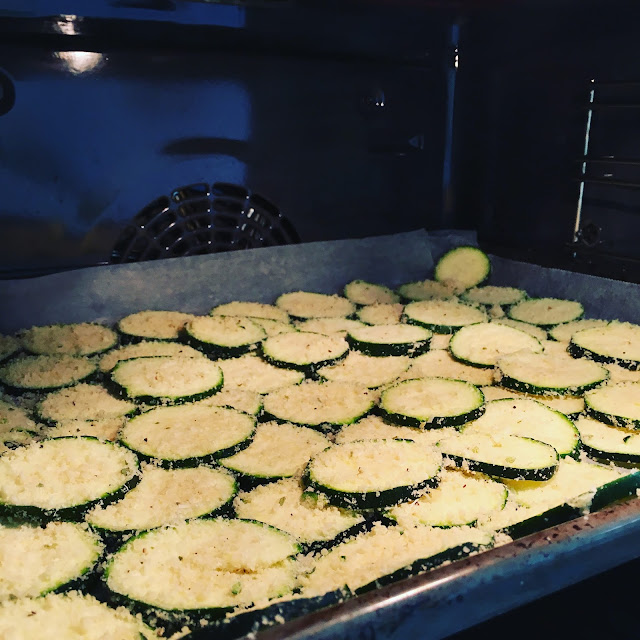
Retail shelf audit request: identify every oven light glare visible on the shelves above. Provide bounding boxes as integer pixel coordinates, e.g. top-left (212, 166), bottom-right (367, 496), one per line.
top-left (55, 51), bottom-right (104, 75)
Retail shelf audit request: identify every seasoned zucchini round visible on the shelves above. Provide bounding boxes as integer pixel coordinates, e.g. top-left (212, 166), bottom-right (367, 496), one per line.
top-left (99, 341), bottom-right (207, 373)
top-left (183, 315), bottom-right (265, 358)
top-left (569, 321), bottom-right (640, 370)
top-left (317, 352), bottom-right (410, 388)
top-left (491, 318), bottom-right (548, 342)
top-left (548, 318), bottom-right (610, 343)
top-left (507, 298), bottom-right (584, 328)
top-left (217, 354), bottom-right (304, 394)
top-left (403, 299), bottom-right (488, 334)
top-left (584, 381), bottom-right (640, 429)
top-left (577, 416), bottom-right (640, 464)
top-left (346, 323), bottom-right (431, 357)
top-left (461, 286), bottom-right (526, 308)
top-left (0, 437), bottom-right (140, 523)
top-left (275, 291), bottom-right (355, 320)
top-left (356, 303), bottom-right (404, 325)
top-left (0, 355), bottom-right (97, 392)
top-left (120, 404), bottom-right (255, 466)
top-left (434, 245), bottom-right (491, 292)
top-left (396, 279), bottom-right (455, 302)
top-left (343, 280), bottom-right (399, 305)
top-left (117, 310), bottom-right (196, 343)
top-left (479, 385), bottom-right (584, 419)
top-left (306, 439), bottom-right (442, 509)
top-left (295, 317), bottom-right (366, 337)
top-left (406, 350), bottom-right (494, 386)
top-left (20, 323), bottom-right (117, 357)
top-left (380, 377), bottom-right (485, 428)
top-left (210, 301), bottom-right (290, 323)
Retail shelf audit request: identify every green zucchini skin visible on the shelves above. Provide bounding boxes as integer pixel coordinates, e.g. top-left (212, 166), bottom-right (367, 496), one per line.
top-left (181, 329), bottom-right (259, 360)
top-left (378, 404), bottom-right (485, 430)
top-left (403, 316), bottom-right (461, 335)
top-left (501, 504), bottom-right (581, 539)
top-left (106, 375), bottom-right (223, 406)
top-left (584, 406), bottom-right (640, 431)
top-left (444, 454), bottom-right (557, 482)
top-left (0, 472), bottom-right (142, 526)
top-left (568, 341), bottom-right (640, 371)
top-left (581, 444), bottom-right (640, 466)
top-left (589, 469), bottom-right (640, 512)
top-left (260, 348), bottom-right (348, 377)
top-left (302, 471), bottom-right (440, 511)
top-left (345, 335), bottom-right (431, 358)
top-left (497, 374), bottom-right (604, 397)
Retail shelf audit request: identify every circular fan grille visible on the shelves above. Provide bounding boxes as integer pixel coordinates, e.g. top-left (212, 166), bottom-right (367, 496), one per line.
top-left (110, 182), bottom-right (299, 264)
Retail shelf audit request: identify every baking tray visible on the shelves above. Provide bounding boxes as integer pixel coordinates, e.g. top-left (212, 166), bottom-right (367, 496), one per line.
top-left (3, 228), bottom-right (640, 639)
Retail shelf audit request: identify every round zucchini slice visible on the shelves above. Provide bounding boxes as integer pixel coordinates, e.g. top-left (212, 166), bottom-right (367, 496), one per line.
top-left (120, 404), bottom-right (255, 466)
top-left (219, 421), bottom-right (329, 482)
top-left (104, 519), bottom-right (300, 614)
top-left (195, 387), bottom-right (262, 416)
top-left (0, 335), bottom-right (20, 363)
top-left (548, 318), bottom-right (610, 343)
top-left (491, 318), bottom-right (548, 342)
top-left (295, 317), bottom-right (366, 337)
top-left (569, 321), bottom-right (640, 370)
top-left (37, 383), bottom-right (136, 424)
top-left (434, 245), bottom-right (491, 292)
top-left (0, 522), bottom-right (103, 599)
top-left (496, 351), bottom-right (609, 396)
top-left (86, 465), bottom-right (237, 532)
top-left (0, 437), bottom-right (139, 523)
top-left (317, 352), bottom-right (410, 388)
top-left (356, 303), bottom-right (404, 325)
top-left (43, 417), bottom-right (125, 442)
top-left (462, 398), bottom-right (580, 458)
top-left (0, 355), bottom-right (97, 393)
top-left (234, 477), bottom-right (366, 546)
top-left (248, 317), bottom-right (296, 337)
top-left (262, 381), bottom-right (375, 429)
top-left (406, 350), bottom-right (494, 386)
top-left (449, 322), bottom-right (542, 368)
top-left (305, 439), bottom-right (442, 510)
top-left (217, 354), bottom-right (305, 394)
top-left (461, 286), bottom-right (526, 308)
top-left (380, 377), bottom-right (485, 428)
top-left (99, 341), bottom-right (207, 373)
top-left (20, 323), bottom-right (117, 357)
top-left (117, 310), bottom-right (196, 343)
top-left (387, 469), bottom-right (507, 528)
top-left (0, 592), bottom-right (156, 640)
top-left (576, 416), bottom-right (640, 464)
top-left (404, 299), bottom-right (488, 334)
top-left (0, 398), bottom-right (38, 434)
top-left (346, 324), bottom-right (431, 357)
top-left (261, 331), bottom-right (349, 374)
top-left (438, 432), bottom-right (559, 481)
top-left (210, 301), bottom-right (290, 323)
top-left (507, 298), bottom-right (584, 328)
top-left (110, 356), bottom-right (223, 405)
top-left (584, 381), bottom-right (640, 429)
top-left (479, 386), bottom-right (584, 419)
top-left (183, 315), bottom-right (266, 358)
top-left (343, 280), bottom-right (399, 305)
top-left (396, 279), bottom-right (455, 302)
top-left (275, 291), bottom-right (355, 320)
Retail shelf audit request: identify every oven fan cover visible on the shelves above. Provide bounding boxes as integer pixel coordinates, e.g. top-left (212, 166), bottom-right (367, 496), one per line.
top-left (110, 182), bottom-right (299, 264)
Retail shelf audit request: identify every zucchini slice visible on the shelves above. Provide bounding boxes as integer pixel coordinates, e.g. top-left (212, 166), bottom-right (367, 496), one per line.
top-left (0, 522), bottom-right (103, 599)
top-left (0, 355), bottom-right (97, 393)
top-left (194, 387), bottom-right (262, 416)
top-left (438, 432), bottom-right (559, 481)
top-left (584, 381), bottom-right (640, 429)
top-left (219, 421), bottom-right (329, 481)
top-left (0, 398), bottom-right (38, 434)
top-left (0, 437), bottom-right (139, 523)
top-left (380, 377), bottom-right (485, 428)
top-left (217, 354), bottom-right (304, 394)
top-left (210, 301), bottom-right (290, 323)
top-left (262, 381), bottom-right (375, 429)
top-left (461, 398), bottom-right (580, 458)
top-left (449, 322), bottom-right (542, 368)
top-left (569, 321), bottom-right (640, 370)
top-left (249, 317), bottom-right (296, 337)
top-left (275, 291), bottom-right (355, 320)
top-left (20, 323), bottom-right (117, 357)
top-left (406, 350), bottom-right (494, 386)
top-left (37, 383), bottom-right (136, 425)
top-left (305, 439), bottom-right (442, 510)
top-left (603, 362), bottom-right (640, 385)
top-left (300, 523), bottom-right (491, 598)
top-left (548, 318), bottom-right (611, 343)
top-left (387, 469), bottom-right (507, 528)
top-left (496, 351), bottom-right (609, 396)
top-left (434, 245), bottom-right (491, 292)
top-left (356, 303), bottom-right (404, 325)
top-left (577, 416), bottom-right (640, 464)
top-left (317, 352), bottom-right (410, 389)
top-left (461, 286), bottom-right (526, 308)
top-left (507, 298), bottom-right (584, 328)
top-left (428, 333), bottom-right (452, 350)
top-left (346, 324), bottom-right (432, 357)
top-left (396, 279), bottom-right (456, 302)
top-left (479, 385), bottom-right (584, 419)
top-left (43, 417), bottom-right (125, 442)
top-left (120, 404), bottom-right (255, 466)
top-left (261, 332), bottom-right (349, 374)
top-left (86, 465), bottom-right (237, 532)
top-left (104, 519), bottom-right (300, 614)
top-left (295, 317), bottom-right (366, 337)
top-left (110, 356), bottom-right (223, 405)
top-left (98, 340), bottom-right (207, 373)
top-left (117, 310), bottom-right (197, 343)
top-left (343, 280), bottom-right (399, 305)
top-left (404, 299), bottom-right (488, 334)
top-left (0, 592), bottom-right (156, 640)
top-left (0, 335), bottom-right (20, 363)
top-left (491, 318), bottom-right (548, 342)
top-left (234, 477), bottom-right (366, 546)
top-left (183, 315), bottom-right (266, 358)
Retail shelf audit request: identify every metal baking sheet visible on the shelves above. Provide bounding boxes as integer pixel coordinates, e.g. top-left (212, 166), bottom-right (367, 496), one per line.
top-left (3, 228), bottom-right (640, 639)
